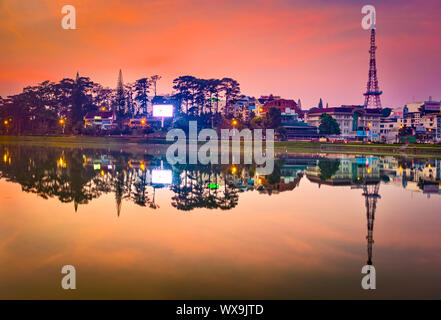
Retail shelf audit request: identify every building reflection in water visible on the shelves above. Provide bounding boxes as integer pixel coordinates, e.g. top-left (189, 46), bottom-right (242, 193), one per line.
top-left (1, 145), bottom-right (440, 215)
top-left (2, 144), bottom-right (441, 269)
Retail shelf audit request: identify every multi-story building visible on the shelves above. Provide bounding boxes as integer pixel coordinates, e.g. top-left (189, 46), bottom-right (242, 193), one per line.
top-left (379, 118), bottom-right (401, 143)
top-left (421, 99), bottom-right (441, 114)
top-left (403, 111), bottom-right (420, 128)
top-left (421, 113), bottom-right (438, 130)
top-left (233, 96), bottom-right (263, 121)
top-left (403, 99), bottom-right (440, 114)
top-left (84, 110), bottom-right (116, 130)
top-left (404, 102), bottom-right (424, 113)
top-left (262, 99), bottom-right (304, 120)
top-left (402, 99), bottom-right (440, 139)
top-left (421, 114), bottom-right (438, 139)
top-left (306, 106), bottom-right (383, 141)
top-left (437, 115), bottom-right (441, 142)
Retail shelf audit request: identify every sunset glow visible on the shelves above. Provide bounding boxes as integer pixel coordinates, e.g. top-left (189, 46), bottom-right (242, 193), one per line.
top-left (1, 0), bottom-right (440, 107)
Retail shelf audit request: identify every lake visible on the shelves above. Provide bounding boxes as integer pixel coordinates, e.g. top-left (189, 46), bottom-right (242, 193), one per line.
top-left (1, 143), bottom-right (441, 299)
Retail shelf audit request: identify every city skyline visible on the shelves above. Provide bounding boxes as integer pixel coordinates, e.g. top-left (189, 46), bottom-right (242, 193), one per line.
top-left (1, 0), bottom-right (440, 108)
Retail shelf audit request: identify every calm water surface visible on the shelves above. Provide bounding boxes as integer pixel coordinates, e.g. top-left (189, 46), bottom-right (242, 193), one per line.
top-left (1, 143), bottom-right (441, 299)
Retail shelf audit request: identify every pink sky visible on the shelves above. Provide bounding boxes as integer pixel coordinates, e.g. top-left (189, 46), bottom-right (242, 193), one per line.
top-left (0, 0), bottom-right (440, 108)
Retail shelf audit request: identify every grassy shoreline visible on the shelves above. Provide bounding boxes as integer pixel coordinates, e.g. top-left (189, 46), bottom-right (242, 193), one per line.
top-left (1, 135), bottom-right (441, 157)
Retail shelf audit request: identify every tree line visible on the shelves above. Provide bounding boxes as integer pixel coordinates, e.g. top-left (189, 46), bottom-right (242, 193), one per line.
top-left (0, 145), bottom-right (250, 213)
top-left (0, 72), bottom-right (242, 136)
top-left (172, 76), bottom-right (240, 115)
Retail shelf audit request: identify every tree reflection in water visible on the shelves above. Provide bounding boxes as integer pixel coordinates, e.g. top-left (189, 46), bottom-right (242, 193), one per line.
top-left (3, 145), bottom-right (438, 215)
top-left (1, 144), bottom-right (291, 214)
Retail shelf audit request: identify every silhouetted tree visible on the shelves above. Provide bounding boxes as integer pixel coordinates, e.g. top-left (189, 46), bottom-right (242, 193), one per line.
top-left (319, 113), bottom-right (341, 135)
top-left (267, 107), bottom-right (282, 129)
top-left (150, 75), bottom-right (162, 97)
top-left (318, 159), bottom-right (340, 181)
top-left (71, 72), bottom-right (94, 131)
top-left (115, 69), bottom-right (126, 117)
top-left (134, 78), bottom-right (151, 115)
top-left (318, 98), bottom-right (324, 109)
top-left (221, 77), bottom-right (241, 115)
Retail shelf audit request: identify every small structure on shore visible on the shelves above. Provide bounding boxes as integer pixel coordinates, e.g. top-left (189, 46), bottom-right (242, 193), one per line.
top-left (84, 110), bottom-right (116, 130)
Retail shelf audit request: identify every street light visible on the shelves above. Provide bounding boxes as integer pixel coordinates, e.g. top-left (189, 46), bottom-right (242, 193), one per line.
top-left (58, 157), bottom-right (66, 168)
top-left (232, 119), bottom-right (238, 127)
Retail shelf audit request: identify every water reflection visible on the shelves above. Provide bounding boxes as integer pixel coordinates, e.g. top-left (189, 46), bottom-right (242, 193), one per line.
top-left (1, 143), bottom-right (441, 298)
top-left (1, 145), bottom-right (441, 216)
top-left (2, 145), bottom-right (440, 268)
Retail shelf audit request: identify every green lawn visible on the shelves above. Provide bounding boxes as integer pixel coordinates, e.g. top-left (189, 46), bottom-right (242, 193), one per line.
top-left (1, 135), bottom-right (441, 157)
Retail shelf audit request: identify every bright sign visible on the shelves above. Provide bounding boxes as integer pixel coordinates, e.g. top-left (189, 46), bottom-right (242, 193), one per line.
top-left (356, 130), bottom-right (378, 137)
top-left (151, 169), bottom-right (172, 184)
top-left (153, 104), bottom-right (173, 117)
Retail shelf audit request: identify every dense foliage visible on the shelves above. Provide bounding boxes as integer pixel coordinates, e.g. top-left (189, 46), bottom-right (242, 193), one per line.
top-left (0, 73), bottom-right (242, 136)
top-left (319, 113), bottom-right (341, 135)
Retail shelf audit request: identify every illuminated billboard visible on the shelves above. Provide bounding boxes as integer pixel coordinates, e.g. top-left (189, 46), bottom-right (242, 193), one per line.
top-left (153, 104), bottom-right (173, 117)
top-left (151, 169), bottom-right (172, 184)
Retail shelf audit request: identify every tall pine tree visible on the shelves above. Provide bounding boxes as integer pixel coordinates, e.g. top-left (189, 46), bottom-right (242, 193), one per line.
top-left (115, 69), bottom-right (125, 116)
top-left (134, 78), bottom-right (151, 115)
top-left (150, 75), bottom-right (162, 97)
top-left (71, 72), bottom-right (93, 130)
top-left (318, 98), bottom-right (324, 109)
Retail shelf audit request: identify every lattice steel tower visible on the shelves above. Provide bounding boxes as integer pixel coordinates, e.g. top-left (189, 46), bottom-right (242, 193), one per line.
top-left (364, 28), bottom-right (382, 108)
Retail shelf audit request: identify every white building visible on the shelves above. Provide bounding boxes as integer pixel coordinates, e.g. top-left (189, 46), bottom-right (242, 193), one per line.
top-left (437, 115), bottom-right (441, 142)
top-left (421, 113), bottom-right (438, 131)
top-left (306, 106), bottom-right (383, 141)
top-left (379, 118), bottom-right (401, 143)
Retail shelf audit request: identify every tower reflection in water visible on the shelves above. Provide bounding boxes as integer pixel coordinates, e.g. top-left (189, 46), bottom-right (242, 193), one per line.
top-left (305, 156), bottom-right (381, 266)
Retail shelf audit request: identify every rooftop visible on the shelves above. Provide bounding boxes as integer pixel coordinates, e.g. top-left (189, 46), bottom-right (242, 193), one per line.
top-left (84, 110), bottom-right (114, 119)
top-left (307, 106), bottom-right (383, 115)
